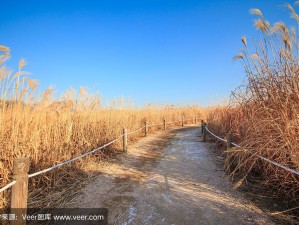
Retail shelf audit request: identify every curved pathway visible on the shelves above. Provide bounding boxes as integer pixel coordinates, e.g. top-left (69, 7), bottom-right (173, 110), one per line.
top-left (72, 126), bottom-right (273, 225)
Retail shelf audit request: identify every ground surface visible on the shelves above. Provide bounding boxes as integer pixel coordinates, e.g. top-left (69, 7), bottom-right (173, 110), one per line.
top-left (72, 126), bottom-right (273, 225)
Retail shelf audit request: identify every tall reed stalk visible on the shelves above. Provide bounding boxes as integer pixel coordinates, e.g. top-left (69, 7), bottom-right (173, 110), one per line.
top-left (208, 3), bottom-right (299, 202)
top-left (0, 45), bottom-right (202, 208)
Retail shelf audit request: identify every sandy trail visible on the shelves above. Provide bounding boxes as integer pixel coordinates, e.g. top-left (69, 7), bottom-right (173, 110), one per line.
top-left (72, 126), bottom-right (273, 225)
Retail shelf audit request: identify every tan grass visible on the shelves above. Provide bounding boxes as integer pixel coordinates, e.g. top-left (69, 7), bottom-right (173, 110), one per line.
top-left (0, 45), bottom-right (202, 209)
top-left (207, 4), bottom-right (299, 204)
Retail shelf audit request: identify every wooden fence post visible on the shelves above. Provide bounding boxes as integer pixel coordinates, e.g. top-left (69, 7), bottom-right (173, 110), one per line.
top-left (11, 157), bottom-right (30, 225)
top-left (123, 128), bottom-right (127, 153)
top-left (195, 117), bottom-right (197, 124)
top-left (227, 132), bottom-right (233, 149)
top-left (163, 119), bottom-right (166, 130)
top-left (201, 120), bottom-right (204, 133)
top-left (203, 122), bottom-right (207, 142)
top-left (145, 122), bottom-right (148, 136)
top-left (181, 117), bottom-right (184, 127)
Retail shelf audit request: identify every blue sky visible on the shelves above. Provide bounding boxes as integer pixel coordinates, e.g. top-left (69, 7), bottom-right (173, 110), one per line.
top-left (0, 0), bottom-right (296, 106)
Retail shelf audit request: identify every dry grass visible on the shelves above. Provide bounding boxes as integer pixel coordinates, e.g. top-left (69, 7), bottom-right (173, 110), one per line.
top-left (207, 2), bottom-right (299, 206)
top-left (0, 45), bottom-right (202, 209)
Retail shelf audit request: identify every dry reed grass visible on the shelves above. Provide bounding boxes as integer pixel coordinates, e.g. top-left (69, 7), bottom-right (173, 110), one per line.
top-left (0, 45), bottom-right (202, 209)
top-left (207, 2), bottom-right (299, 206)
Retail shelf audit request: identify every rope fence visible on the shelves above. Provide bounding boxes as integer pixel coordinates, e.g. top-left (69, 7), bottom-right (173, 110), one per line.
top-left (201, 122), bottom-right (299, 176)
top-left (148, 122), bottom-right (164, 127)
top-left (205, 126), bottom-right (227, 143)
top-left (126, 125), bottom-right (146, 135)
top-left (28, 136), bottom-right (123, 179)
top-left (0, 181), bottom-right (16, 193)
top-left (0, 116), bottom-right (199, 215)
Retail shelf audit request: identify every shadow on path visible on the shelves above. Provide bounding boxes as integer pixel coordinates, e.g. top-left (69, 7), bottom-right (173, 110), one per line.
top-left (72, 126), bottom-right (273, 225)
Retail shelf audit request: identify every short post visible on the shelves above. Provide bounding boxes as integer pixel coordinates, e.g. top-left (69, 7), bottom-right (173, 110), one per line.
top-left (123, 128), bottom-right (127, 153)
top-left (11, 157), bottom-right (30, 225)
top-left (203, 122), bottom-right (207, 142)
top-left (181, 117), bottom-right (184, 127)
top-left (227, 132), bottom-right (233, 149)
top-left (145, 121), bottom-right (148, 136)
top-left (163, 119), bottom-right (166, 130)
top-left (201, 120), bottom-right (204, 133)
top-left (195, 117), bottom-right (197, 124)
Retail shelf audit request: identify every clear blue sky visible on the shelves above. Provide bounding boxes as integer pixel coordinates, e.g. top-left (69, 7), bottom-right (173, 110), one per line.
top-left (0, 0), bottom-right (295, 106)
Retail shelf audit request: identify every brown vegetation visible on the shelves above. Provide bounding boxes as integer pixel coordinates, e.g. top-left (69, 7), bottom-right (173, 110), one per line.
top-left (207, 3), bottom-right (299, 206)
top-left (0, 45), bottom-right (202, 209)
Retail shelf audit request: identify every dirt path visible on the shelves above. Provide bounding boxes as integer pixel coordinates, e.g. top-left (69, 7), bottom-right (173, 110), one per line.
top-left (72, 126), bottom-right (273, 225)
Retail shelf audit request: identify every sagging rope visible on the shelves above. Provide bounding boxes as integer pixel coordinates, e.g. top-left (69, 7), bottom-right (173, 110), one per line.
top-left (0, 118), bottom-right (197, 192)
top-left (0, 134), bottom-right (125, 192)
top-left (205, 126), bottom-right (227, 143)
top-left (148, 122), bottom-right (164, 127)
top-left (204, 126), bottom-right (299, 176)
top-left (0, 136), bottom-right (122, 192)
top-left (0, 181), bottom-right (16, 193)
top-left (126, 125), bottom-right (146, 135)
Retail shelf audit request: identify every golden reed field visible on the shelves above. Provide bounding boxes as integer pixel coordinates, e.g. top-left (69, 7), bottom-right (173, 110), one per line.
top-left (207, 6), bottom-right (299, 205)
top-left (2, 4), bottom-right (299, 220)
top-left (0, 45), bottom-right (202, 208)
